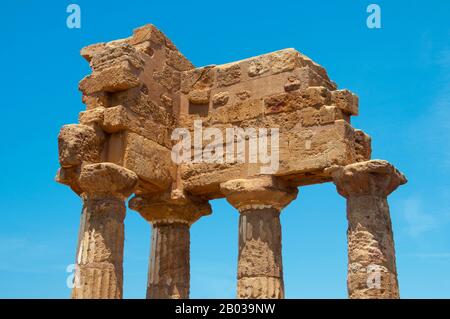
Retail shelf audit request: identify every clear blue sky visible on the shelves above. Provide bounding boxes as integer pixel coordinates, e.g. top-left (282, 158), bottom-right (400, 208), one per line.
top-left (0, 0), bottom-right (449, 298)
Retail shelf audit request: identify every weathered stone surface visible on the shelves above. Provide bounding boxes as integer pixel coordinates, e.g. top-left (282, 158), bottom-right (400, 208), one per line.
top-left (129, 189), bottom-right (211, 225)
top-left (79, 162), bottom-right (138, 198)
top-left (181, 66), bottom-right (215, 94)
top-left (80, 42), bottom-right (107, 62)
top-left (237, 207), bottom-right (284, 299)
top-left (101, 105), bottom-right (128, 132)
top-left (210, 99), bottom-right (263, 124)
top-left (217, 64), bottom-right (241, 87)
top-left (120, 132), bottom-right (174, 190)
top-left (89, 44), bottom-right (144, 72)
top-left (71, 162), bottom-right (138, 299)
top-left (212, 91), bottom-right (230, 107)
top-left (79, 107), bottom-right (105, 125)
top-left (284, 76), bottom-right (301, 91)
top-left (72, 194), bottom-right (126, 299)
top-left (55, 166), bottom-right (81, 195)
top-left (58, 124), bottom-right (104, 167)
top-left (220, 176), bottom-right (297, 211)
top-left (188, 89), bottom-right (210, 105)
top-left (129, 24), bottom-right (167, 46)
top-left (58, 23), bottom-right (406, 300)
top-left (82, 92), bottom-right (110, 110)
top-left (166, 49), bottom-right (194, 71)
top-left (327, 160), bottom-right (407, 299)
top-left (354, 130), bottom-right (372, 162)
top-left (79, 64), bottom-right (141, 94)
top-left (331, 89), bottom-right (359, 116)
top-left (220, 177), bottom-right (296, 299)
top-left (146, 222), bottom-right (190, 299)
top-left (129, 190), bottom-right (210, 299)
top-left (326, 160), bottom-right (407, 198)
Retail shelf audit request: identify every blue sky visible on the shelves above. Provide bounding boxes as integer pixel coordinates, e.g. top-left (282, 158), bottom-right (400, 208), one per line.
top-left (0, 0), bottom-right (449, 298)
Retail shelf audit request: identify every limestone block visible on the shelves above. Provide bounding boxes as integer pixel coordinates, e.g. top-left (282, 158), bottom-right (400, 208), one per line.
top-left (276, 120), bottom-right (358, 178)
top-left (80, 42), bottom-right (107, 62)
top-left (331, 89), bottom-right (359, 115)
top-left (166, 48), bottom-right (194, 71)
top-left (181, 66), bottom-right (216, 94)
top-left (58, 124), bottom-right (104, 167)
top-left (101, 105), bottom-right (172, 148)
top-left (300, 105), bottom-right (346, 127)
top-left (217, 64), bottom-right (242, 87)
top-left (212, 91), bottom-right (230, 107)
top-left (79, 107), bottom-right (105, 125)
top-left (210, 99), bottom-right (264, 124)
top-left (102, 105), bottom-right (128, 133)
top-left (188, 89), bottom-right (210, 105)
top-left (82, 92), bottom-right (110, 110)
top-left (284, 76), bottom-right (301, 91)
top-left (264, 87), bottom-right (331, 114)
top-left (153, 65), bottom-right (181, 92)
top-left (79, 63), bottom-right (141, 94)
top-left (118, 132), bottom-right (174, 191)
top-left (354, 129), bottom-right (372, 162)
top-left (129, 24), bottom-right (168, 46)
top-left (90, 44), bottom-right (144, 72)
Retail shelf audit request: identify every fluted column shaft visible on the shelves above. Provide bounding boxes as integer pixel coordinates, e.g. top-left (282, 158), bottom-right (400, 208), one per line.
top-left (346, 195), bottom-right (398, 298)
top-left (72, 194), bottom-right (125, 299)
top-left (238, 207), bottom-right (284, 298)
top-left (220, 176), bottom-right (298, 299)
top-left (129, 190), bottom-right (211, 299)
top-left (327, 160), bottom-right (407, 299)
top-left (71, 162), bottom-right (138, 299)
top-left (147, 222), bottom-right (190, 299)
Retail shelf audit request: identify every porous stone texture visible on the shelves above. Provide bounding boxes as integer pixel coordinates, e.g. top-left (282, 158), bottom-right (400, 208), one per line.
top-left (237, 207), bottom-right (284, 299)
top-left (57, 23), bottom-right (405, 299)
top-left (178, 49), bottom-right (370, 196)
top-left (146, 222), bottom-right (190, 299)
top-left (129, 190), bottom-right (211, 298)
top-left (326, 160), bottom-right (407, 299)
top-left (72, 163), bottom-right (138, 299)
top-left (221, 177), bottom-right (297, 299)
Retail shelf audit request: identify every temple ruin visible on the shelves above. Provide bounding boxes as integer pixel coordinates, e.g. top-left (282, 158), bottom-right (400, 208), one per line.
top-left (56, 24), bottom-right (407, 299)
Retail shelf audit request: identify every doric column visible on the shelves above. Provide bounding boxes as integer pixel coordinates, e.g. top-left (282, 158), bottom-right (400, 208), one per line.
top-left (72, 163), bottom-right (138, 299)
top-left (326, 160), bottom-right (407, 299)
top-left (129, 190), bottom-right (211, 299)
top-left (220, 176), bottom-right (298, 299)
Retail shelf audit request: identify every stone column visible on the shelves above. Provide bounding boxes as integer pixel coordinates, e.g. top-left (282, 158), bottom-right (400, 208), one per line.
top-left (220, 176), bottom-right (298, 299)
top-left (326, 160), bottom-right (407, 299)
top-left (72, 163), bottom-right (138, 299)
top-left (129, 190), bottom-right (211, 299)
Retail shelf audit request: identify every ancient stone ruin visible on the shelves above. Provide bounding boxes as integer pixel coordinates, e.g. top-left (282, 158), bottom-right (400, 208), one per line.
top-left (57, 24), bottom-right (407, 299)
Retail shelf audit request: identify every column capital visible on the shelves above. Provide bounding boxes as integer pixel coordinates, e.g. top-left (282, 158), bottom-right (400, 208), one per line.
top-left (325, 160), bottom-right (407, 198)
top-left (220, 176), bottom-right (298, 212)
top-left (129, 189), bottom-right (211, 225)
top-left (78, 162), bottom-right (138, 200)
